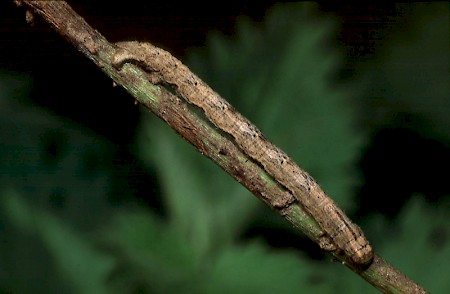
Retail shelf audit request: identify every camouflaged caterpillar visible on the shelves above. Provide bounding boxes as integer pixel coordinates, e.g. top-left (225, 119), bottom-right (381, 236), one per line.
top-left (112, 41), bottom-right (374, 266)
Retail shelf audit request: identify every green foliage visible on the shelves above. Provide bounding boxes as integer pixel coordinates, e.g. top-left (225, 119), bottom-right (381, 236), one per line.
top-left (3, 188), bottom-right (448, 293)
top-left (202, 242), bottom-right (312, 294)
top-left (100, 210), bottom-right (201, 293)
top-left (2, 189), bottom-right (113, 294)
top-left (101, 210), bottom-right (314, 294)
top-left (375, 197), bottom-right (450, 294)
top-left (0, 70), bottom-right (115, 293)
top-left (0, 70), bottom-right (113, 231)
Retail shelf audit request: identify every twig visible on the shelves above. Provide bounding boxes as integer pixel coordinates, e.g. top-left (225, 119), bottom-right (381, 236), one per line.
top-left (14, 1), bottom-right (427, 293)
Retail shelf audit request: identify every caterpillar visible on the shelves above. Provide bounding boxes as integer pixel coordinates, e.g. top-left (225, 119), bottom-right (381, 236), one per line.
top-left (112, 41), bottom-right (374, 266)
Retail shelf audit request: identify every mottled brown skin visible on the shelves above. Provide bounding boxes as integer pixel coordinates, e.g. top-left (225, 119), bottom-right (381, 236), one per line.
top-left (112, 41), bottom-right (374, 266)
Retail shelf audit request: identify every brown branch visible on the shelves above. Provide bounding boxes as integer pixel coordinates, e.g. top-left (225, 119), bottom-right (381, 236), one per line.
top-left (14, 1), bottom-right (427, 293)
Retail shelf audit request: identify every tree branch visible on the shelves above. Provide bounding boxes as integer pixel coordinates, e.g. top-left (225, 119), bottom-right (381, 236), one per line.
top-left (14, 1), bottom-right (427, 293)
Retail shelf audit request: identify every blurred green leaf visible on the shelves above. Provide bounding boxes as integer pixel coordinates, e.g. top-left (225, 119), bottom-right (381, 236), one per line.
top-left (378, 196), bottom-right (450, 293)
top-left (0, 70), bottom-right (113, 231)
top-left (203, 242), bottom-right (314, 294)
top-left (101, 209), bottom-right (203, 293)
top-left (2, 189), bottom-right (114, 294)
top-left (103, 209), bottom-right (328, 294)
top-left (0, 70), bottom-right (115, 293)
